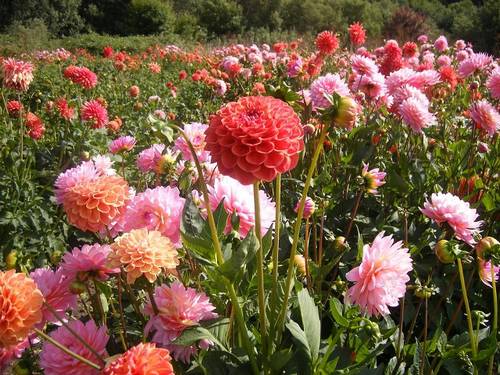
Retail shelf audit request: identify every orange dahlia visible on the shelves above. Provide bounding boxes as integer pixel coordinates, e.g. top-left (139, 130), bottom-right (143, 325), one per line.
top-left (103, 343), bottom-right (174, 375)
top-left (109, 228), bottom-right (179, 284)
top-left (62, 175), bottom-right (130, 233)
top-left (0, 270), bottom-right (44, 348)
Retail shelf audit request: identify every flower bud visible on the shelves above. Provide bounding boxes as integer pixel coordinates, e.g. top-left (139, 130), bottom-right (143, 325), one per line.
top-left (434, 239), bottom-right (455, 264)
top-left (294, 255), bottom-right (306, 275)
top-left (129, 85), bottom-right (140, 98)
top-left (475, 236), bottom-right (499, 260)
top-left (334, 96), bottom-right (359, 130)
top-left (133, 102), bottom-right (143, 111)
top-left (6, 250), bottom-right (17, 269)
top-left (303, 123), bottom-right (316, 135)
top-left (478, 142), bottom-right (490, 154)
top-left (294, 196), bottom-right (316, 219)
top-left (334, 236), bottom-right (347, 253)
top-left (80, 151), bottom-right (90, 161)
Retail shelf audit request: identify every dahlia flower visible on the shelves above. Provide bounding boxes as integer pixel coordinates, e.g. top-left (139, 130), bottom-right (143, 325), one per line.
top-left (2, 58), bottom-right (34, 91)
top-left (335, 96), bottom-right (360, 130)
top-left (61, 174), bottom-right (130, 233)
top-left (346, 232), bottom-right (412, 316)
top-left (30, 268), bottom-right (77, 325)
top-left (136, 144), bottom-right (165, 173)
top-left (129, 85), bottom-right (140, 97)
top-left (353, 73), bottom-right (386, 99)
top-left (80, 100), bottom-right (108, 129)
top-left (458, 53), bottom-right (493, 78)
top-left (399, 97), bottom-right (436, 133)
top-left (109, 228), bottom-right (179, 284)
top-left (61, 244), bottom-right (118, 282)
top-left (0, 338), bottom-right (28, 372)
top-left (434, 36), bottom-right (448, 52)
top-left (402, 42), bottom-right (418, 58)
top-left (208, 175), bottom-right (275, 237)
top-left (149, 62), bottom-right (161, 74)
top-left (380, 40), bottom-right (403, 76)
top-left (174, 122), bottom-right (210, 163)
top-left (0, 270), bottom-right (43, 348)
top-left (144, 281), bottom-right (217, 363)
top-left (310, 73), bottom-right (350, 109)
top-left (103, 343), bottom-right (174, 375)
top-left (294, 196), bottom-right (315, 219)
top-left (25, 112), bottom-right (45, 140)
top-left (109, 136), bottom-right (136, 154)
top-left (469, 100), bottom-right (500, 137)
top-left (123, 186), bottom-right (185, 246)
top-left (6, 100), bottom-right (23, 117)
top-left (421, 192), bottom-right (482, 245)
top-left (361, 163), bottom-right (386, 194)
top-left (55, 98), bottom-right (75, 120)
top-left (40, 320), bottom-right (108, 375)
top-left (348, 22), bottom-right (366, 46)
top-left (63, 66), bottom-right (98, 89)
top-left (315, 31), bottom-right (339, 55)
top-left (205, 96), bottom-right (304, 185)
top-left (486, 68), bottom-right (500, 99)
top-left (92, 155), bottom-right (115, 176)
top-left (478, 260), bottom-right (500, 288)
top-left (351, 55), bottom-right (379, 77)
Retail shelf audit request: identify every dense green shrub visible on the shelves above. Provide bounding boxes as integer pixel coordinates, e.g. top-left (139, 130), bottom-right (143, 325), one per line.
top-left (127, 0), bottom-right (175, 35)
top-left (195, 0), bottom-right (244, 37)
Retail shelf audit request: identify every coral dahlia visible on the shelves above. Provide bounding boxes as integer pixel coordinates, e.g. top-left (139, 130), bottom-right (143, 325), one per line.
top-left (63, 66), bottom-right (98, 89)
top-left (81, 100), bottom-right (108, 129)
top-left (103, 343), bottom-right (174, 375)
top-left (315, 31), bottom-right (339, 55)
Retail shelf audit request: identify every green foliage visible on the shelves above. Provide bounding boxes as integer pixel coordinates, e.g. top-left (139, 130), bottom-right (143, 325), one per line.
top-left (195, 0), bottom-right (244, 36)
top-left (127, 0), bottom-right (175, 35)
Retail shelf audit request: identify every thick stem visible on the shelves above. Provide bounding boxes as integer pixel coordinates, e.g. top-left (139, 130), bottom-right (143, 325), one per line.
top-left (93, 279), bottom-right (107, 325)
top-left (345, 190), bottom-right (363, 239)
top-left (276, 123), bottom-right (329, 341)
top-left (304, 219), bottom-right (312, 290)
top-left (253, 181), bottom-right (268, 355)
top-left (270, 174), bottom-right (282, 310)
top-left (488, 264), bottom-right (498, 375)
top-left (34, 328), bottom-right (101, 370)
top-left (457, 259), bottom-right (477, 358)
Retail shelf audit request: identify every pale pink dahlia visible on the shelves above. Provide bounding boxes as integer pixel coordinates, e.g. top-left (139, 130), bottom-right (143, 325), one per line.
top-left (421, 192), bottom-right (482, 245)
top-left (54, 161), bottom-right (100, 204)
top-left (352, 73), bottom-right (386, 99)
top-left (399, 97), bottom-right (436, 133)
top-left (309, 73), bottom-right (350, 109)
top-left (40, 320), bottom-right (108, 375)
top-left (458, 53), bottom-right (493, 78)
top-left (2, 58), bottom-right (34, 91)
top-left (469, 100), bottom-right (500, 137)
top-left (0, 339), bottom-right (29, 372)
top-left (30, 268), bottom-right (77, 325)
top-left (144, 281), bottom-right (218, 363)
top-left (174, 122), bottom-right (210, 163)
top-left (486, 68), bottom-right (500, 99)
top-left (361, 163), bottom-right (386, 194)
top-left (80, 100), bottom-right (108, 129)
top-left (61, 244), bottom-right (119, 282)
top-left (136, 144), bottom-right (165, 173)
top-left (478, 260), bottom-right (499, 288)
top-left (208, 175), bottom-right (275, 238)
top-left (351, 55), bottom-right (379, 77)
top-left (346, 232), bottom-right (412, 316)
top-left (123, 186), bottom-right (185, 246)
top-left (433, 35), bottom-right (448, 52)
top-left (109, 136), bottom-right (136, 154)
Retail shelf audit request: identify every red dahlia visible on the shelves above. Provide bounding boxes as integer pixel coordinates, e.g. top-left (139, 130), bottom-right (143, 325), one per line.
top-left (315, 31), bottom-right (339, 56)
top-left (348, 23), bottom-right (366, 46)
top-left (205, 96), bottom-right (304, 185)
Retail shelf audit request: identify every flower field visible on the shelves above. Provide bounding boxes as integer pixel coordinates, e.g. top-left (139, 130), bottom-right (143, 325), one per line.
top-left (0, 26), bottom-right (499, 374)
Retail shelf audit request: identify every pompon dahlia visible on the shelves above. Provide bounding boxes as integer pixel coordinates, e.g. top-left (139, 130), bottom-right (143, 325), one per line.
top-left (421, 192), bottom-right (482, 245)
top-left (0, 270), bottom-right (43, 348)
top-left (208, 175), bottom-right (275, 238)
top-left (458, 53), bottom-right (493, 78)
top-left (346, 232), bottom-right (412, 316)
top-left (81, 100), bottom-right (108, 129)
top-left (469, 100), bottom-right (500, 137)
top-left (361, 163), bottom-right (386, 194)
top-left (109, 136), bottom-right (136, 154)
top-left (2, 58), bottom-right (34, 91)
top-left (486, 68), bottom-right (500, 99)
top-left (205, 96), bottom-right (303, 185)
top-left (348, 22), bottom-right (366, 46)
top-left (309, 73), bottom-right (350, 109)
top-left (433, 35), bottom-right (448, 52)
top-left (40, 320), bottom-right (108, 375)
top-left (109, 228), bottom-right (179, 284)
top-left (174, 122), bottom-right (210, 162)
top-left (30, 268), bottom-right (77, 325)
top-left (144, 281), bottom-right (217, 363)
top-left (61, 174), bottom-right (130, 233)
top-left (399, 97), bottom-right (436, 134)
top-left (315, 31), bottom-right (339, 55)
top-left (61, 244), bottom-right (118, 282)
top-left (0, 338), bottom-right (29, 372)
top-left (122, 186), bottom-right (185, 246)
top-left (63, 65), bottom-right (98, 89)
top-left (103, 343), bottom-right (174, 375)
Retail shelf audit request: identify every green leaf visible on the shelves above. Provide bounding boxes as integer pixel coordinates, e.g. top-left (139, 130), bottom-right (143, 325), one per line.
top-left (173, 325), bottom-right (226, 350)
top-left (286, 319), bottom-right (311, 359)
top-left (298, 288), bottom-right (321, 362)
top-left (181, 196), bottom-right (215, 263)
top-left (329, 298), bottom-right (349, 327)
top-left (220, 229), bottom-right (258, 282)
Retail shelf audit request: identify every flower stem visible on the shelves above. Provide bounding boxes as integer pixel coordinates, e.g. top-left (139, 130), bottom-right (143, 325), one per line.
top-left (304, 218), bottom-right (312, 290)
top-left (457, 259), bottom-right (477, 359)
top-left (488, 264), bottom-right (498, 375)
top-left (345, 190), bottom-right (363, 239)
top-left (270, 173), bottom-right (282, 318)
top-left (34, 328), bottom-right (101, 370)
top-left (146, 283), bottom-right (159, 315)
top-left (276, 122), bottom-right (329, 342)
top-left (253, 181), bottom-right (268, 355)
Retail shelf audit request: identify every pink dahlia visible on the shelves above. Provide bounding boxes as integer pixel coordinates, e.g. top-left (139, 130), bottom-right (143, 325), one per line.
top-left (399, 96), bottom-right (436, 133)
top-left (0, 338), bottom-right (29, 372)
top-left (136, 144), bottom-right (165, 173)
top-left (486, 68), bottom-right (500, 99)
top-left (421, 192), bottom-right (482, 245)
top-left (123, 186), bottom-right (185, 246)
top-left (352, 73), bottom-right (386, 99)
top-left (208, 175), bottom-right (275, 238)
top-left (144, 281), bottom-right (218, 363)
top-left (361, 163), bottom-right (386, 194)
top-left (61, 244), bottom-right (119, 282)
top-left (433, 35), bottom-right (448, 52)
top-left (458, 53), bottom-right (493, 78)
top-left (294, 196), bottom-right (315, 219)
top-left (109, 136), bottom-right (136, 154)
top-left (81, 100), bottom-right (108, 129)
top-left (478, 260), bottom-right (500, 288)
top-left (346, 232), bottom-right (412, 316)
top-left (55, 98), bottom-right (75, 120)
top-left (309, 73), bottom-right (350, 109)
top-left (174, 122), bottom-right (210, 163)
top-left (469, 100), bottom-right (500, 137)
top-left (30, 268), bottom-right (77, 325)
top-left (351, 55), bottom-right (379, 77)
top-left (40, 320), bottom-right (108, 375)
top-left (6, 100), bottom-right (23, 117)
top-left (63, 66), bottom-right (98, 89)
top-left (2, 58), bottom-right (34, 91)
top-left (54, 160), bottom-right (104, 204)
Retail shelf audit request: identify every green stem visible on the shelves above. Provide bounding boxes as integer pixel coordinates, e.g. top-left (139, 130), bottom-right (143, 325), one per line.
top-left (276, 123), bottom-right (329, 341)
top-left (93, 279), bottom-right (106, 325)
top-left (345, 190), bottom-right (363, 239)
top-left (488, 264), bottom-right (498, 375)
top-left (457, 259), bottom-right (477, 359)
top-left (253, 181), bottom-right (268, 356)
top-left (34, 328), bottom-right (101, 370)
top-left (270, 173), bottom-right (281, 311)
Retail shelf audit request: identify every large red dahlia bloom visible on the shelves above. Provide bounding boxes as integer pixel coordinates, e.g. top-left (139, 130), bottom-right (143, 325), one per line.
top-left (205, 96), bottom-right (303, 185)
